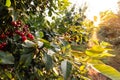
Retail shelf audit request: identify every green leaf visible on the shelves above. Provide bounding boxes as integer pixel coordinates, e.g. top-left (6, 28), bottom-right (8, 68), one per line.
top-left (23, 40), bottom-right (36, 48)
top-left (39, 39), bottom-right (51, 48)
top-left (98, 52), bottom-right (115, 58)
top-left (100, 41), bottom-right (111, 48)
top-left (39, 31), bottom-right (44, 38)
top-left (71, 44), bottom-right (86, 51)
top-left (61, 60), bottom-right (72, 80)
top-left (0, 51), bottom-right (14, 64)
top-left (44, 53), bottom-right (53, 70)
top-left (48, 10), bottom-right (52, 17)
top-left (90, 45), bottom-right (105, 53)
top-left (93, 64), bottom-right (120, 80)
top-left (85, 49), bottom-right (114, 58)
top-left (5, 0), bottom-right (11, 7)
top-left (5, 71), bottom-right (12, 79)
top-left (85, 49), bottom-right (101, 57)
top-left (19, 53), bottom-right (33, 67)
top-left (37, 41), bottom-right (44, 48)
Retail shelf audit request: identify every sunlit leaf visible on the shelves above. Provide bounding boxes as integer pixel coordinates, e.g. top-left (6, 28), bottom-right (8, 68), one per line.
top-left (71, 50), bottom-right (85, 58)
top-left (5, 0), bottom-right (11, 7)
top-left (5, 71), bottom-right (12, 79)
top-left (39, 31), bottom-right (44, 38)
top-left (39, 39), bottom-right (51, 48)
top-left (93, 64), bottom-right (120, 80)
top-left (99, 52), bottom-right (115, 58)
top-left (85, 49), bottom-right (101, 57)
top-left (90, 45), bottom-right (105, 53)
top-left (23, 40), bottom-right (36, 48)
top-left (37, 41), bottom-right (44, 48)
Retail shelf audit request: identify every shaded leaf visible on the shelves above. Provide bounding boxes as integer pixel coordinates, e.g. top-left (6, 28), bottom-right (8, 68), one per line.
top-left (0, 51), bottom-right (14, 64)
top-left (5, 71), bottom-right (12, 79)
top-left (71, 45), bottom-right (86, 51)
top-left (19, 52), bottom-right (33, 67)
top-left (44, 53), bottom-right (53, 70)
top-left (48, 11), bottom-right (52, 16)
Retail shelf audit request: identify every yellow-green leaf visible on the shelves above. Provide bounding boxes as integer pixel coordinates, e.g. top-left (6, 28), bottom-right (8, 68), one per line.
top-left (85, 49), bottom-right (101, 57)
top-left (93, 64), bottom-right (120, 80)
top-left (5, 0), bottom-right (11, 7)
top-left (91, 45), bottom-right (105, 53)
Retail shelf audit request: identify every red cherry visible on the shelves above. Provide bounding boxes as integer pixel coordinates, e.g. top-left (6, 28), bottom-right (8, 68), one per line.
top-left (0, 44), bottom-right (3, 49)
top-left (16, 20), bottom-right (21, 27)
top-left (27, 33), bottom-right (34, 40)
top-left (19, 32), bottom-right (25, 36)
top-left (15, 30), bottom-right (18, 33)
top-left (16, 20), bottom-right (21, 24)
top-left (15, 30), bottom-right (25, 36)
top-left (9, 32), bottom-right (14, 37)
top-left (11, 21), bottom-right (17, 26)
top-left (24, 25), bottom-right (29, 28)
top-left (15, 30), bottom-right (20, 33)
top-left (2, 42), bottom-right (7, 46)
top-left (23, 27), bottom-right (28, 32)
top-left (6, 31), bottom-right (10, 35)
top-left (0, 34), bottom-right (7, 39)
top-left (21, 36), bottom-right (27, 42)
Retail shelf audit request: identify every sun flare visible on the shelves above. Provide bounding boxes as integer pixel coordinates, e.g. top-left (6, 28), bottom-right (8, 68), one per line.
top-left (69, 0), bottom-right (119, 24)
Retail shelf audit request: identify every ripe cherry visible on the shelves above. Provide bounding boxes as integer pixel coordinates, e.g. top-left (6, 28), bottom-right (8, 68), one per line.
top-left (27, 33), bottom-right (34, 40)
top-left (16, 20), bottom-right (21, 27)
top-left (15, 30), bottom-right (21, 35)
top-left (2, 42), bottom-right (7, 46)
top-left (11, 21), bottom-right (17, 26)
top-left (19, 32), bottom-right (25, 36)
top-left (21, 36), bottom-right (27, 42)
top-left (0, 44), bottom-right (3, 49)
top-left (24, 25), bottom-right (29, 28)
top-left (23, 27), bottom-right (28, 32)
top-left (0, 34), bottom-right (7, 39)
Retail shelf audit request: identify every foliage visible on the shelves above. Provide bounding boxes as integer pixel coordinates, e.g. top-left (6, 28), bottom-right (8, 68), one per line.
top-left (0, 0), bottom-right (120, 80)
top-left (98, 10), bottom-right (120, 46)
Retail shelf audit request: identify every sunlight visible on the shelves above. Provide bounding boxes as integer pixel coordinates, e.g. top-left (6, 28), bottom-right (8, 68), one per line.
top-left (69, 0), bottom-right (119, 25)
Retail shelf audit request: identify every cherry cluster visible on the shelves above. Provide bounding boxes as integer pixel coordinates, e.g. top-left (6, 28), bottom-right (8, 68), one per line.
top-left (0, 20), bottom-right (35, 50)
top-left (0, 42), bottom-right (7, 50)
top-left (11, 20), bottom-right (35, 41)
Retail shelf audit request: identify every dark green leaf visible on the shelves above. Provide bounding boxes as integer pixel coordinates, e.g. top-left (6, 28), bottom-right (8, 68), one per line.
top-left (61, 60), bottom-right (72, 80)
top-left (48, 11), bottom-right (52, 17)
top-left (44, 53), bottom-right (53, 70)
top-left (0, 51), bottom-right (14, 64)
top-left (19, 52), bottom-right (33, 67)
